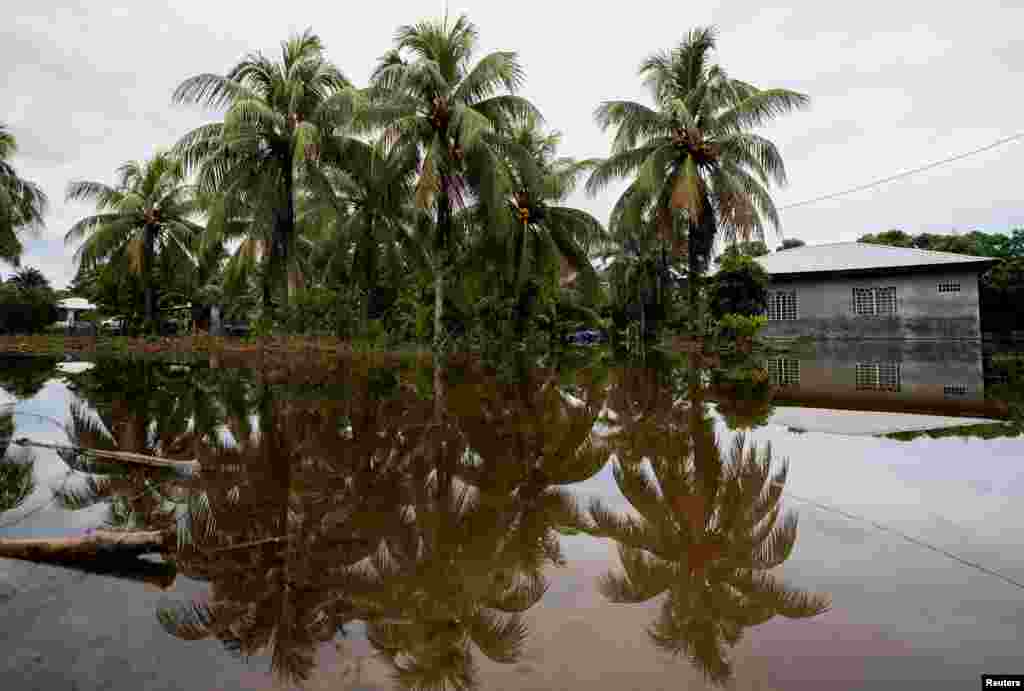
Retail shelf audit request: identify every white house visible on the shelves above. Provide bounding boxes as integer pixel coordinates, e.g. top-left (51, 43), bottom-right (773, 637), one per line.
top-left (55, 297), bottom-right (97, 328)
top-left (753, 243), bottom-right (998, 340)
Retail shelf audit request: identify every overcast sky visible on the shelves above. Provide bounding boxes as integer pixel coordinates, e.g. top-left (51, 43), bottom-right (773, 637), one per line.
top-left (3, 0), bottom-right (1023, 288)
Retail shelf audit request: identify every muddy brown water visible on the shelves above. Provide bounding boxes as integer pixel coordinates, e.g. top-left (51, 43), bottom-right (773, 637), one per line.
top-left (1, 343), bottom-right (1022, 690)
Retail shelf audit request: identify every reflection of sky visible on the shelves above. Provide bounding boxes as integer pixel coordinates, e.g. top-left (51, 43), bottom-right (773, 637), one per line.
top-left (563, 409), bottom-right (1024, 688)
top-left (745, 417), bottom-right (1024, 682)
top-left (768, 406), bottom-right (1002, 436)
top-left (1, 377), bottom-right (107, 537)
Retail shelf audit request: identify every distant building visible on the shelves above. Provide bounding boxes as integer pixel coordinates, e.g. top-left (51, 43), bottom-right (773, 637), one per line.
top-left (55, 297), bottom-right (96, 328)
top-left (754, 242), bottom-right (998, 340)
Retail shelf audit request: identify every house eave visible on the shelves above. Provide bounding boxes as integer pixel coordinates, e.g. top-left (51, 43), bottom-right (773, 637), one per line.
top-left (766, 260), bottom-right (999, 282)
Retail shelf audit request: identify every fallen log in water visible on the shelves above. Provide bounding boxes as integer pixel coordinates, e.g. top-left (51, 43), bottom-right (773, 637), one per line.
top-left (38, 556), bottom-right (178, 589)
top-left (0, 529), bottom-right (174, 563)
top-left (12, 439), bottom-right (200, 473)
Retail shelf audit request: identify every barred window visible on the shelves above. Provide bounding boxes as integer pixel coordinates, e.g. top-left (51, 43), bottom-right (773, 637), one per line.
top-left (937, 282), bottom-right (961, 293)
top-left (853, 287), bottom-right (898, 316)
top-left (875, 287), bottom-right (896, 315)
top-left (767, 291), bottom-right (798, 321)
top-left (944, 384), bottom-right (967, 397)
top-left (853, 288), bottom-right (874, 316)
top-left (766, 358), bottom-right (800, 386)
top-left (855, 362), bottom-right (901, 392)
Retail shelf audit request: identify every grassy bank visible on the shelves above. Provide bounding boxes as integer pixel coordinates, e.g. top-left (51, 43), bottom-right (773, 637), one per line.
top-left (0, 334), bottom-right (433, 364)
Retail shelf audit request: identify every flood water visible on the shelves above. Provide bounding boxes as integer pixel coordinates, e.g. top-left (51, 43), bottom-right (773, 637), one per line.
top-left (1, 343), bottom-right (1022, 690)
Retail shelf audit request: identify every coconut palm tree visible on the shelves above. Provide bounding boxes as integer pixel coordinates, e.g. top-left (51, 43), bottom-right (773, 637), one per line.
top-left (477, 115), bottom-right (607, 335)
top-left (590, 368), bottom-right (829, 684)
top-left (301, 135), bottom-right (426, 319)
top-left (173, 29), bottom-right (357, 313)
top-left (65, 152), bottom-right (202, 329)
top-left (362, 13), bottom-right (540, 347)
top-left (0, 124), bottom-right (48, 266)
top-left (585, 27), bottom-right (808, 313)
top-left (598, 188), bottom-right (688, 340)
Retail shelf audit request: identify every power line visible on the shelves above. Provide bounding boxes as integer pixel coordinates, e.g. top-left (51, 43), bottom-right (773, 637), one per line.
top-left (785, 490), bottom-right (1024, 593)
top-left (780, 132), bottom-right (1024, 211)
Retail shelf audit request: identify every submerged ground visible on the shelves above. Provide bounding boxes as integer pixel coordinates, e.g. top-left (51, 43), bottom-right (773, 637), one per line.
top-left (0, 342), bottom-right (1022, 690)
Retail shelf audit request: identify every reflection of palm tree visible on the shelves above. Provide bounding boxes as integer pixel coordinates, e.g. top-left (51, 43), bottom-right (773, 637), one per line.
top-left (0, 355), bottom-right (60, 399)
top-left (0, 449), bottom-right (35, 513)
top-left (361, 472), bottom-right (549, 691)
top-left (710, 359), bottom-right (774, 430)
top-left (159, 368), bottom-right (418, 685)
top-left (451, 359), bottom-right (609, 499)
top-left (591, 366), bottom-right (829, 685)
top-left (0, 409), bottom-right (13, 460)
top-left (53, 360), bottom-right (198, 529)
top-left (345, 359), bottom-right (580, 690)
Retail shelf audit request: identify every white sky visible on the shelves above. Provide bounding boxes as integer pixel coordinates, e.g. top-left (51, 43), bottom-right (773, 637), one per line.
top-left (4, 0), bottom-right (1023, 288)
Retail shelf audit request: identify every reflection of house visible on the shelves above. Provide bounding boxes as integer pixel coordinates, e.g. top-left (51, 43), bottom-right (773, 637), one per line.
top-left (766, 341), bottom-right (1008, 422)
top-left (55, 298), bottom-right (96, 328)
top-left (755, 243), bottom-right (997, 340)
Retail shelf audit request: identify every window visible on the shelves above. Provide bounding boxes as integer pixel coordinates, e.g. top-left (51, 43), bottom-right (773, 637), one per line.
top-left (938, 282), bottom-right (961, 293)
top-left (767, 291), bottom-right (798, 321)
top-left (853, 287), bottom-right (874, 315)
top-left (766, 358), bottom-right (800, 386)
top-left (855, 362), bottom-right (901, 392)
top-left (853, 287), bottom-right (898, 316)
top-left (875, 287), bottom-right (896, 315)
top-left (944, 384), bottom-right (967, 397)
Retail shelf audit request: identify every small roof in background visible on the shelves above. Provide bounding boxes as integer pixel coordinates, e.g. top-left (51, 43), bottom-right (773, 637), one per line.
top-left (755, 241), bottom-right (997, 276)
top-left (58, 297), bottom-right (96, 311)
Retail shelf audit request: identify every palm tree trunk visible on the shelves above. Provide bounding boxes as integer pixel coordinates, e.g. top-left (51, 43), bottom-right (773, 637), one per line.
top-left (144, 225), bottom-right (157, 331)
top-left (365, 221), bottom-right (376, 325)
top-left (434, 258), bottom-right (444, 349)
top-left (638, 273), bottom-right (646, 347)
top-left (263, 274), bottom-right (273, 313)
top-left (281, 160), bottom-right (295, 310)
top-left (433, 192), bottom-right (452, 349)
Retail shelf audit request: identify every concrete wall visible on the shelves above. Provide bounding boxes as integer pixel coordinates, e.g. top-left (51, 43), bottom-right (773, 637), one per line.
top-left (762, 268), bottom-right (982, 340)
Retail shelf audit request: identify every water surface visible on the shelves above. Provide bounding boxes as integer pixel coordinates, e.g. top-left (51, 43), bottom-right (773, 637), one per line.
top-left (1, 344), bottom-right (1022, 690)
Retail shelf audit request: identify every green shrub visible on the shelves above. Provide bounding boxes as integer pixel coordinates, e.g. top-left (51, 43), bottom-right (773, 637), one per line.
top-left (708, 253), bottom-right (768, 318)
top-left (0, 284), bottom-right (58, 334)
top-left (716, 313), bottom-right (767, 339)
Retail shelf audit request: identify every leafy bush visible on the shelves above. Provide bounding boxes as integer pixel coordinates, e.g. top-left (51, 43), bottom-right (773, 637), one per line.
top-left (0, 284), bottom-right (58, 334)
top-left (277, 286), bottom-right (357, 337)
top-left (981, 258), bottom-right (1024, 334)
top-left (715, 313), bottom-right (767, 339)
top-left (708, 254), bottom-right (768, 319)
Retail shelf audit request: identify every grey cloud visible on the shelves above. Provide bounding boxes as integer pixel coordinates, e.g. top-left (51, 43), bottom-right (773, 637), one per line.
top-left (2, 0), bottom-right (1021, 287)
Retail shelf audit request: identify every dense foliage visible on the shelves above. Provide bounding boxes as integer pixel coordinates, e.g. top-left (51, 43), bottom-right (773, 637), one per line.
top-left (50, 19), bottom-right (807, 345)
top-left (858, 228), bottom-right (1024, 333)
top-left (0, 267), bottom-right (57, 334)
top-left (707, 253), bottom-right (769, 319)
top-left (0, 124), bottom-right (47, 266)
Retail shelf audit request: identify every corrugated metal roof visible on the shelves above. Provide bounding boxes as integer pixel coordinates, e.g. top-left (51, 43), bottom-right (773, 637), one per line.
top-left (754, 242), bottom-right (997, 275)
top-left (58, 297), bottom-right (96, 311)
